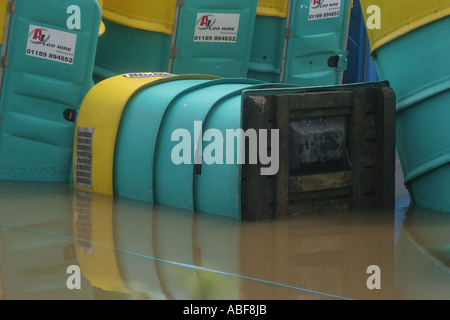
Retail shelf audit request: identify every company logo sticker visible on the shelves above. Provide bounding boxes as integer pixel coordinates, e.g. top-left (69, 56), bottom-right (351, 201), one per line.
top-left (29, 28), bottom-right (51, 45)
top-left (193, 13), bottom-right (240, 43)
top-left (308, 0), bottom-right (341, 21)
top-left (26, 24), bottom-right (77, 65)
top-left (196, 14), bottom-right (217, 30)
top-left (311, 0), bottom-right (324, 9)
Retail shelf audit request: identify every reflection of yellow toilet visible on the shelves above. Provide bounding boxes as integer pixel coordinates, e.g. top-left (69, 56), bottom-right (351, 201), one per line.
top-left (73, 191), bottom-right (128, 294)
top-left (72, 189), bottom-right (240, 299)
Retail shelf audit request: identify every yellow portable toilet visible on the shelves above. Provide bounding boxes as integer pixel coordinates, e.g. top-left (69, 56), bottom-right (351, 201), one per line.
top-left (93, 0), bottom-right (178, 82)
top-left (0, 0), bottom-right (7, 48)
top-left (97, 0), bottom-right (105, 36)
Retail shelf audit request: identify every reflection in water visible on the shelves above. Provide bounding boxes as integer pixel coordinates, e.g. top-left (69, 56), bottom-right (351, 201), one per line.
top-left (395, 206), bottom-right (450, 300)
top-left (0, 180), bottom-right (448, 300)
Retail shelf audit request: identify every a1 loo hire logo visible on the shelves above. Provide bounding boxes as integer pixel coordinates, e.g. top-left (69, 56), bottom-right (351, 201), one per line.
top-left (197, 14), bottom-right (216, 30)
top-left (194, 13), bottom-right (240, 43)
top-left (311, 0), bottom-right (324, 8)
top-left (26, 24), bottom-right (77, 65)
top-left (29, 27), bottom-right (51, 45)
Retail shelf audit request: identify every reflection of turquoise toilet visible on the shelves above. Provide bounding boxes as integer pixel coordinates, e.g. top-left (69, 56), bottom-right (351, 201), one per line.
top-left (114, 202), bottom-right (241, 299)
top-left (361, 1), bottom-right (450, 212)
top-left (395, 206), bottom-right (450, 299)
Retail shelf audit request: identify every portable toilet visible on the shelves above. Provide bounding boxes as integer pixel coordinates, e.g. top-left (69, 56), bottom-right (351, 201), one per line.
top-left (94, 0), bottom-right (258, 83)
top-left (0, 0), bottom-right (102, 182)
top-left (94, 0), bottom-right (176, 82)
top-left (360, 0), bottom-right (450, 212)
top-left (342, 0), bottom-right (378, 84)
top-left (73, 73), bottom-right (272, 219)
top-left (73, 73), bottom-right (395, 220)
top-left (247, 0), bottom-right (289, 83)
top-left (248, 0), bottom-right (352, 86)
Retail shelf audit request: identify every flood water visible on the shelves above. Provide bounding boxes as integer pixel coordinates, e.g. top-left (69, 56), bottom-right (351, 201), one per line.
top-left (0, 159), bottom-right (449, 301)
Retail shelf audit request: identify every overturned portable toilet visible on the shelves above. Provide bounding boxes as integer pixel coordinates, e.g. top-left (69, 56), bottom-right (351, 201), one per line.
top-left (73, 73), bottom-right (396, 220)
top-left (0, 0), bottom-right (102, 182)
top-left (360, 0), bottom-right (450, 212)
top-left (94, 0), bottom-right (258, 82)
top-left (248, 0), bottom-right (351, 86)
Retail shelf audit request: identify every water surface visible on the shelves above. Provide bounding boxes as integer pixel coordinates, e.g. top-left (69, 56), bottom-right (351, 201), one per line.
top-left (0, 168), bottom-right (448, 300)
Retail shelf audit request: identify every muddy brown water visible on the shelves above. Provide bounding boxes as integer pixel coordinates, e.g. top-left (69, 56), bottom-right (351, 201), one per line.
top-left (0, 160), bottom-right (448, 300)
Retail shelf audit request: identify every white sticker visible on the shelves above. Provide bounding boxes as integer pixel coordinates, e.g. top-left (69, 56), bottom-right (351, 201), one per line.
top-left (76, 127), bottom-right (94, 190)
top-left (308, 0), bottom-right (341, 21)
top-left (194, 13), bottom-right (240, 43)
top-left (123, 72), bottom-right (174, 79)
top-left (26, 24), bottom-right (77, 65)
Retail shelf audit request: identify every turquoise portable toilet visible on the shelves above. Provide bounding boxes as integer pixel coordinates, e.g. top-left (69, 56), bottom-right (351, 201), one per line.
top-left (168, 0), bottom-right (258, 77)
top-left (73, 73), bottom-right (277, 219)
top-left (247, 0), bottom-right (289, 83)
top-left (360, 0), bottom-right (450, 213)
top-left (73, 73), bottom-right (395, 220)
top-left (248, 0), bottom-right (352, 86)
top-left (0, 0), bottom-right (102, 182)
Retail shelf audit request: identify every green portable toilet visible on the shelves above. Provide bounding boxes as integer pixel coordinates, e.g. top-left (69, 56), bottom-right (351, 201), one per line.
top-left (249, 0), bottom-right (351, 86)
top-left (94, 0), bottom-right (258, 82)
top-left (0, 0), bottom-right (102, 182)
